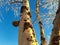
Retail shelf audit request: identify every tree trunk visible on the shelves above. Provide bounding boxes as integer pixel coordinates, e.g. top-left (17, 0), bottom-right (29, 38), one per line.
top-left (36, 1), bottom-right (47, 45)
top-left (18, 0), bottom-right (38, 45)
top-left (49, 0), bottom-right (60, 45)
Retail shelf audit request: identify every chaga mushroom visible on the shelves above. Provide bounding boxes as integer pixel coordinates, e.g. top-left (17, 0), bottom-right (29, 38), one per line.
top-left (12, 21), bottom-right (19, 27)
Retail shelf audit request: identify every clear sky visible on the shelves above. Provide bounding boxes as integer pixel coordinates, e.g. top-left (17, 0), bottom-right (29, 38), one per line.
top-left (0, 0), bottom-right (58, 45)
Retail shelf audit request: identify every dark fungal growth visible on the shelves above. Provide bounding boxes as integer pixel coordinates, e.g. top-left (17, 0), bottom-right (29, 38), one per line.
top-left (12, 21), bottom-right (19, 27)
top-left (23, 22), bottom-right (33, 32)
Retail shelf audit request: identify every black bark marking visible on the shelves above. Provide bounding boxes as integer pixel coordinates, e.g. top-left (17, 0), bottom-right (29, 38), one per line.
top-left (39, 21), bottom-right (42, 25)
top-left (24, 19), bottom-right (27, 21)
top-left (27, 12), bottom-right (31, 17)
top-left (32, 33), bottom-right (35, 37)
top-left (31, 36), bottom-right (32, 38)
top-left (27, 18), bottom-right (29, 20)
top-left (20, 6), bottom-right (28, 13)
top-left (27, 38), bottom-right (32, 41)
top-left (41, 36), bottom-right (45, 41)
top-left (23, 22), bottom-right (33, 32)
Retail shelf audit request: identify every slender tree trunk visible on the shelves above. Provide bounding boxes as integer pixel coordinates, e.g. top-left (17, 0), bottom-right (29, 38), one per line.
top-left (18, 0), bottom-right (38, 45)
top-left (36, 1), bottom-right (47, 45)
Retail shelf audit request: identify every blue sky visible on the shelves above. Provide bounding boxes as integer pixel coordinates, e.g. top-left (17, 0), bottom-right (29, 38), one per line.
top-left (0, 0), bottom-right (58, 45)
